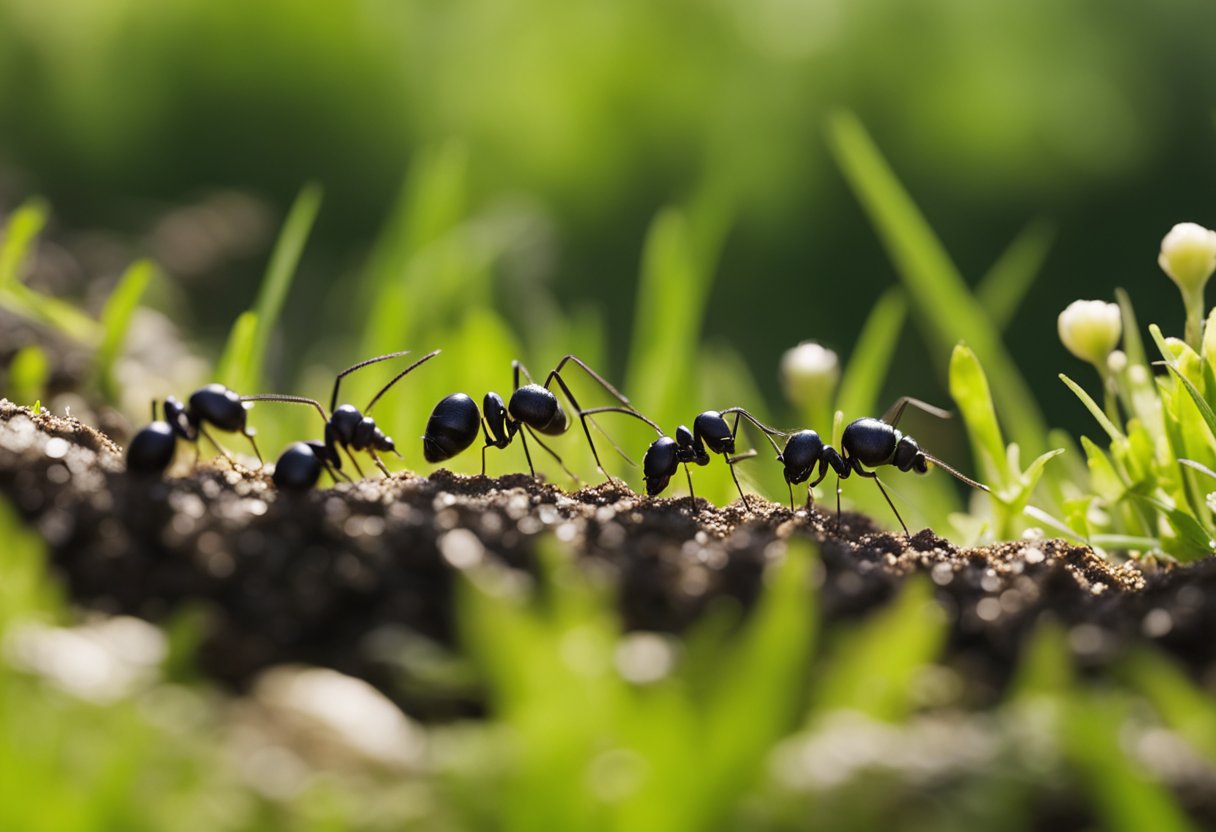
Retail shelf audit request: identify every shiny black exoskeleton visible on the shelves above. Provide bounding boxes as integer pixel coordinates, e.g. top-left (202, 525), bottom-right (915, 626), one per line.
top-left (776, 429), bottom-right (848, 510)
top-left (423, 393), bottom-right (482, 463)
top-left (423, 355), bottom-right (658, 483)
top-left (243, 349), bottom-right (440, 489)
top-left (272, 441), bottom-right (331, 490)
top-left (126, 384), bottom-right (262, 474)
top-left (778, 397), bottom-right (988, 535)
top-left (638, 408), bottom-right (784, 510)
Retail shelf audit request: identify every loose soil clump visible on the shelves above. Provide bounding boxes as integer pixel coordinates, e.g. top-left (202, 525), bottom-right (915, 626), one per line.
top-left (1, 400), bottom-right (1212, 716)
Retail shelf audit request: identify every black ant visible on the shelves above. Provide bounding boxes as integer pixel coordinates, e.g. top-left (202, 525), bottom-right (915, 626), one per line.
top-left (590, 408), bottom-right (786, 511)
top-left (422, 355), bottom-right (658, 484)
top-left (126, 384), bottom-right (262, 474)
top-left (777, 397), bottom-right (989, 535)
top-left (241, 349), bottom-right (440, 490)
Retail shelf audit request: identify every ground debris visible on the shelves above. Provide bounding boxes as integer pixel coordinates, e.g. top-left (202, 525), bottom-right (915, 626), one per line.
top-left (1, 400), bottom-right (1213, 715)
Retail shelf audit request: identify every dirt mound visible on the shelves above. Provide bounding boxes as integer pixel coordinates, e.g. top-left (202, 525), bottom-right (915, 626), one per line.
top-left (1, 400), bottom-right (1210, 717)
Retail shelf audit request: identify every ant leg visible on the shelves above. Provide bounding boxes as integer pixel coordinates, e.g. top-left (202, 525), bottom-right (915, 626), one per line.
top-left (343, 448), bottom-right (367, 480)
top-left (881, 397), bottom-right (952, 429)
top-left (524, 426), bottom-right (581, 483)
top-left (364, 349), bottom-right (441, 414)
top-left (198, 426), bottom-right (236, 466)
top-left (581, 405), bottom-right (663, 434)
top-left (323, 459), bottom-right (354, 485)
top-left (786, 480), bottom-right (795, 512)
top-left (547, 355), bottom-right (635, 407)
top-left (369, 449), bottom-right (392, 479)
top-left (513, 360), bottom-right (535, 388)
top-left (850, 462), bottom-right (909, 537)
top-left (543, 371), bottom-right (619, 484)
top-left (244, 431), bottom-right (263, 466)
top-left (684, 463), bottom-right (697, 513)
top-left (516, 426), bottom-right (537, 478)
top-left (726, 456), bottom-right (750, 511)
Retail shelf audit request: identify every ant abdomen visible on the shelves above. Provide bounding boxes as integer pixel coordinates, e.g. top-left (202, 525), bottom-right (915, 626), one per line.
top-left (187, 384), bottom-right (250, 433)
top-left (127, 421), bottom-right (178, 473)
top-left (274, 441), bottom-right (326, 490)
top-left (841, 417), bottom-right (898, 466)
top-left (642, 436), bottom-right (678, 496)
top-left (692, 411), bottom-right (733, 454)
top-left (509, 384), bottom-right (566, 435)
top-left (424, 393), bottom-right (481, 463)
top-left (779, 430), bottom-right (827, 484)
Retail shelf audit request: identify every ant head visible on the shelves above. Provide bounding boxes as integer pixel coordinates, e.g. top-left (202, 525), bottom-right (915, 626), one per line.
top-left (780, 430), bottom-right (825, 484)
top-left (372, 427), bottom-right (400, 456)
top-left (643, 436), bottom-right (678, 495)
top-left (893, 435), bottom-right (926, 473)
top-left (509, 384), bottom-right (566, 434)
top-left (693, 411), bottom-right (734, 455)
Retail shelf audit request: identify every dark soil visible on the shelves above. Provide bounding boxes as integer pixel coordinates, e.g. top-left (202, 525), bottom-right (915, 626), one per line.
top-left (3, 399), bottom-right (1214, 718)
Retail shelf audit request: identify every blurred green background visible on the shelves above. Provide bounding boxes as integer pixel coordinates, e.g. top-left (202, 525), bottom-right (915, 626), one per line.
top-left (1, 0), bottom-right (1215, 474)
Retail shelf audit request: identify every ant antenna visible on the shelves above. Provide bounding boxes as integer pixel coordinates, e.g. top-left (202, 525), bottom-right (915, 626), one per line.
top-left (882, 397), bottom-right (952, 429)
top-left (922, 451), bottom-right (990, 492)
top-left (720, 407), bottom-right (787, 454)
top-left (580, 405), bottom-right (665, 467)
top-left (240, 394), bottom-right (331, 427)
top-left (365, 349), bottom-right (441, 413)
top-left (150, 400), bottom-right (159, 422)
top-left (330, 350), bottom-right (412, 413)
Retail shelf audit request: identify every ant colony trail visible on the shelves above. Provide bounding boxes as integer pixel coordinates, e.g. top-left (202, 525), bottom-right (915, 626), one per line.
top-left (126, 351), bottom-right (989, 536)
top-left (3, 396), bottom-right (1213, 721)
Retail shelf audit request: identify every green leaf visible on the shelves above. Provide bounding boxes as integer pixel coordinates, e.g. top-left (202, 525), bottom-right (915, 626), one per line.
top-left (1060, 373), bottom-right (1124, 442)
top-left (215, 311), bottom-right (258, 391)
top-left (949, 342), bottom-right (1011, 484)
top-left (245, 183), bottom-right (322, 392)
top-left (95, 260), bottom-right (155, 402)
top-left (825, 110), bottom-right (1048, 456)
top-left (836, 288), bottom-right (907, 421)
top-left (7, 345), bottom-right (49, 407)
top-left (626, 208), bottom-right (721, 429)
top-left (0, 199), bottom-right (49, 287)
top-left (976, 219), bottom-right (1055, 331)
top-left (1064, 693), bottom-right (1198, 832)
top-left (810, 577), bottom-right (946, 723)
top-left (1160, 362), bottom-right (1216, 442)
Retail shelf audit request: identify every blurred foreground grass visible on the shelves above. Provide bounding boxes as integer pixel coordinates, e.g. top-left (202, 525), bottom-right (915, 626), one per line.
top-left (2, 497), bottom-right (1213, 831)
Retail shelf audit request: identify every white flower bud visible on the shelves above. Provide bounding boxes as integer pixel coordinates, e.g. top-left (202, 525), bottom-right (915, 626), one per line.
top-left (1058, 300), bottom-right (1122, 367)
top-left (1159, 223), bottom-right (1216, 295)
top-left (1106, 349), bottom-right (1128, 375)
top-left (780, 341), bottom-right (839, 407)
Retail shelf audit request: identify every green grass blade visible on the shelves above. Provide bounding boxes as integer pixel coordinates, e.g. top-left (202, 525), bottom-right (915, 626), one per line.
top-left (976, 219), bottom-right (1056, 331)
top-left (1161, 362), bottom-right (1216, 441)
top-left (949, 342), bottom-right (1012, 485)
top-left (626, 208), bottom-right (718, 426)
top-left (6, 345), bottom-right (49, 408)
top-left (95, 260), bottom-right (155, 402)
top-left (809, 577), bottom-right (946, 723)
top-left (0, 199), bottom-right (49, 287)
top-left (243, 183), bottom-right (322, 392)
top-left (1116, 288), bottom-right (1149, 372)
top-left (825, 110), bottom-right (1048, 456)
top-left (835, 288), bottom-right (907, 421)
top-left (1064, 694), bottom-right (1198, 832)
top-left (215, 311), bottom-right (258, 390)
top-left (1059, 373), bottom-right (1124, 442)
